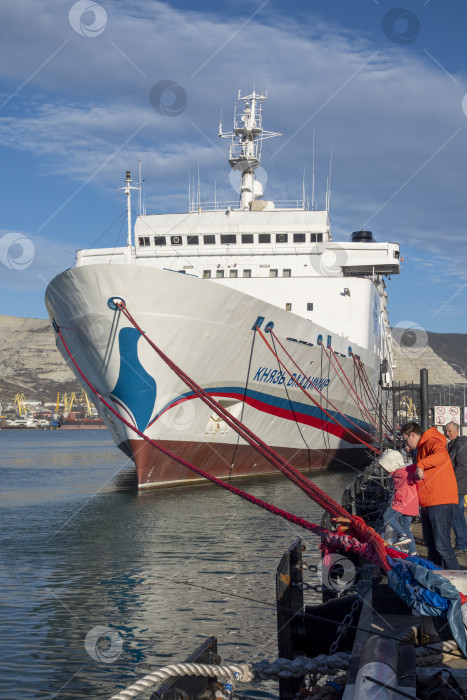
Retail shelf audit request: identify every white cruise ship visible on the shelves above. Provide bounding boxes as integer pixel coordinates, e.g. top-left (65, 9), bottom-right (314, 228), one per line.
top-left (45, 90), bottom-right (400, 488)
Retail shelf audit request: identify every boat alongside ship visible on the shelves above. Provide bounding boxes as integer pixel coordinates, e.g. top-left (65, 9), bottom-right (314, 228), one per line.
top-left (45, 90), bottom-right (400, 489)
top-left (0, 415), bottom-right (105, 429)
top-left (0, 417), bottom-right (53, 430)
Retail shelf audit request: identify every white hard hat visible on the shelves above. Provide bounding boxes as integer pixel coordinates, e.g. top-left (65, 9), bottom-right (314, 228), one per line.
top-left (379, 449), bottom-right (406, 473)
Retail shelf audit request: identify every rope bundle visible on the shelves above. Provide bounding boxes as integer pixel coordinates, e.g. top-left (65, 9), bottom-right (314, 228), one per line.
top-left (110, 662), bottom-right (253, 700)
top-left (109, 654), bottom-right (351, 699)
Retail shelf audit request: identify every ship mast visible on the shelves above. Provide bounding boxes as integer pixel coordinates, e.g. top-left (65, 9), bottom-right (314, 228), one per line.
top-left (219, 90), bottom-right (280, 210)
top-left (120, 170), bottom-right (139, 248)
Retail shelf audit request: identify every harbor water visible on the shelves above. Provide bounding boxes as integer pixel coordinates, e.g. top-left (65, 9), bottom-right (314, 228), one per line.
top-left (1, 430), bottom-right (355, 699)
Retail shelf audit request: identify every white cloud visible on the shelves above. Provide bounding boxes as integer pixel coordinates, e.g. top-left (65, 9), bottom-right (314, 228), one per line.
top-left (0, 1), bottom-right (466, 281)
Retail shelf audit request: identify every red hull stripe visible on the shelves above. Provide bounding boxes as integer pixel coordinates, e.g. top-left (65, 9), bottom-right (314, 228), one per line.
top-left (148, 388), bottom-right (371, 445)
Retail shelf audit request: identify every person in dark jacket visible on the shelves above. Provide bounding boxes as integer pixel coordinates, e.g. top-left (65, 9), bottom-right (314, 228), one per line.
top-left (445, 422), bottom-right (467, 553)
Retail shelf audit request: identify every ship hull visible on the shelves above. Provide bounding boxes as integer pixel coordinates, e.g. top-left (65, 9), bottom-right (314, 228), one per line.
top-left (45, 264), bottom-right (379, 489)
top-left (124, 438), bottom-right (371, 488)
top-left (58, 420), bottom-right (107, 429)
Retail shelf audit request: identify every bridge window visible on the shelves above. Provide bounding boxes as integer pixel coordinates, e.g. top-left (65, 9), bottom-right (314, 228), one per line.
top-left (259, 234), bottom-right (271, 243)
top-left (203, 270), bottom-right (211, 278)
top-left (204, 235), bottom-right (215, 244)
top-left (310, 233), bottom-right (323, 242)
top-left (243, 269), bottom-right (251, 277)
top-left (154, 236), bottom-right (166, 246)
top-left (307, 302), bottom-right (313, 311)
top-left (283, 269), bottom-right (291, 277)
top-left (187, 235), bottom-right (199, 245)
top-left (138, 236), bottom-right (150, 246)
top-left (216, 269), bottom-right (224, 278)
top-left (221, 234), bottom-right (236, 244)
top-left (276, 233), bottom-right (288, 243)
top-left (293, 233), bottom-right (305, 243)
top-left (270, 269), bottom-right (278, 277)
top-left (171, 235), bottom-right (182, 246)
top-left (242, 234), bottom-right (254, 244)
top-left (229, 269), bottom-right (238, 278)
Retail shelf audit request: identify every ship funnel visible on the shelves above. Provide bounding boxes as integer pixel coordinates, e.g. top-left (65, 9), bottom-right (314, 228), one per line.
top-left (351, 230), bottom-right (375, 243)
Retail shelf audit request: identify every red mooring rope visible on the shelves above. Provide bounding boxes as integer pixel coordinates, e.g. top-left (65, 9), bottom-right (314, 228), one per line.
top-left (52, 310), bottom-right (390, 572)
top-left (258, 328), bottom-right (379, 452)
top-left (114, 305), bottom-right (350, 518)
top-left (353, 354), bottom-right (393, 434)
top-left (113, 303), bottom-right (389, 568)
top-left (268, 329), bottom-right (377, 444)
top-left (320, 342), bottom-right (379, 430)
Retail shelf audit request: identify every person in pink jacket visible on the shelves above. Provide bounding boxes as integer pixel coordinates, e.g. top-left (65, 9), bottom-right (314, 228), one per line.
top-left (380, 449), bottom-right (419, 554)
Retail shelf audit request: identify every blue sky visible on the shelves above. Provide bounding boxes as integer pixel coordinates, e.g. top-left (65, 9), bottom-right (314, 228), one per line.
top-left (0, 0), bottom-right (466, 334)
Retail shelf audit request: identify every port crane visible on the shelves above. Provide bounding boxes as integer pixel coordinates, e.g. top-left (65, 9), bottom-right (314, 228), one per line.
top-left (54, 390), bottom-right (96, 418)
top-left (399, 395), bottom-right (418, 420)
top-left (79, 389), bottom-right (95, 417)
top-left (15, 393), bottom-right (28, 416)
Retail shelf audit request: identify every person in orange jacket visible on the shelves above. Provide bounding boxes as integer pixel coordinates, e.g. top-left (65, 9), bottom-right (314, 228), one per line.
top-left (401, 422), bottom-right (459, 570)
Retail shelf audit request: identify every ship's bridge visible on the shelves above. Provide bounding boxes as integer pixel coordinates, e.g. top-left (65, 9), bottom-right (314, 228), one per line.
top-left (76, 210), bottom-right (400, 279)
top-left (128, 209), bottom-right (400, 278)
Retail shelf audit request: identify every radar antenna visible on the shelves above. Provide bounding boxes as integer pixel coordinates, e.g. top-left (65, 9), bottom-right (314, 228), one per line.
top-left (219, 90), bottom-right (281, 210)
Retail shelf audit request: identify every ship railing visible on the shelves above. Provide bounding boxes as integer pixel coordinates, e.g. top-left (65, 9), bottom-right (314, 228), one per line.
top-left (188, 199), bottom-right (306, 212)
top-left (135, 243), bottom-right (324, 259)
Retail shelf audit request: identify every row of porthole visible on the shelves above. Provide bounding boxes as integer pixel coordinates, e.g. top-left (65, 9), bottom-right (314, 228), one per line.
top-left (288, 334), bottom-right (352, 357)
top-left (202, 269), bottom-right (292, 279)
top-left (286, 302), bottom-right (313, 311)
top-left (138, 232), bottom-right (325, 247)
top-left (253, 317), bottom-right (353, 356)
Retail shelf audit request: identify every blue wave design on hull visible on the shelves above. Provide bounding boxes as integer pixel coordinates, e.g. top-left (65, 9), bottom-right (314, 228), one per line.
top-left (110, 327), bottom-right (157, 431)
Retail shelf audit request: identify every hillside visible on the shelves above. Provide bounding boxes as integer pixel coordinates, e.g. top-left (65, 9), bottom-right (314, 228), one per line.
top-left (392, 329), bottom-right (467, 385)
top-left (0, 315), bottom-right (77, 403)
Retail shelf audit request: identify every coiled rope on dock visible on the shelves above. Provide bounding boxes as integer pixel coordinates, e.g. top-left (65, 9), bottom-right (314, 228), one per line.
top-left (109, 653), bottom-right (352, 699)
